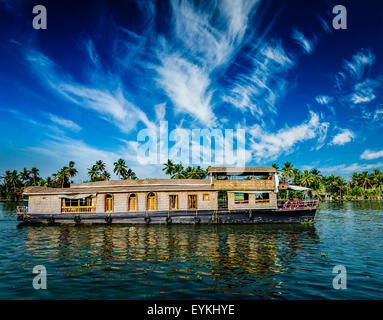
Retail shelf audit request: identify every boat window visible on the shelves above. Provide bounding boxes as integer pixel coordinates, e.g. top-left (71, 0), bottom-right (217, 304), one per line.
top-left (169, 195), bottom-right (178, 210)
top-left (188, 195), bottom-right (197, 209)
top-left (61, 196), bottom-right (96, 213)
top-left (128, 193), bottom-right (137, 211)
top-left (234, 193), bottom-right (249, 204)
top-left (255, 193), bottom-right (270, 203)
top-left (147, 192), bottom-right (157, 211)
top-left (105, 195), bottom-right (113, 212)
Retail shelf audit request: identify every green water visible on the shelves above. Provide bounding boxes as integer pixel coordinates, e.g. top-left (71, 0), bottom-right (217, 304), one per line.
top-left (0, 201), bottom-right (382, 299)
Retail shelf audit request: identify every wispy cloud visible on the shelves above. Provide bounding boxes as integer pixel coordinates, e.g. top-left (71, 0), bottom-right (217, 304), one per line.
top-left (360, 149), bottom-right (383, 160)
top-left (25, 50), bottom-right (156, 133)
top-left (291, 28), bottom-right (315, 54)
top-left (153, 0), bottom-right (261, 126)
top-left (249, 111), bottom-right (329, 161)
top-left (222, 39), bottom-right (294, 120)
top-left (319, 162), bottom-right (383, 174)
top-left (315, 95), bottom-right (333, 105)
top-left (348, 78), bottom-right (381, 105)
top-left (46, 113), bottom-right (82, 132)
top-left (330, 128), bottom-right (354, 146)
top-left (155, 53), bottom-right (216, 125)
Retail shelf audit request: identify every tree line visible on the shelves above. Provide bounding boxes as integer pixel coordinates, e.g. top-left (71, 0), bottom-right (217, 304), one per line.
top-left (273, 162), bottom-right (383, 200)
top-left (1, 159), bottom-right (382, 201)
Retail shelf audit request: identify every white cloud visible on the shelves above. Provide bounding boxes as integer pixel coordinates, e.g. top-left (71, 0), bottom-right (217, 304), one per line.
top-left (349, 78), bottom-right (381, 105)
top-left (360, 149), bottom-right (383, 160)
top-left (315, 95), bottom-right (333, 105)
top-left (26, 50), bottom-right (156, 134)
top-left (249, 111), bottom-right (329, 161)
top-left (155, 54), bottom-right (216, 126)
top-left (154, 0), bottom-right (260, 126)
top-left (330, 128), bottom-right (354, 146)
top-left (342, 49), bottom-right (375, 82)
top-left (291, 29), bottom-right (314, 54)
top-left (319, 162), bottom-right (383, 174)
top-left (222, 39), bottom-right (294, 119)
top-left (47, 113), bottom-right (82, 132)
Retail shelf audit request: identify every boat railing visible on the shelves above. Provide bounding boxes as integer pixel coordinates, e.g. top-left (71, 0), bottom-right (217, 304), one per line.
top-left (17, 206), bottom-right (28, 213)
top-left (277, 200), bottom-right (319, 209)
top-left (61, 206), bottom-right (96, 213)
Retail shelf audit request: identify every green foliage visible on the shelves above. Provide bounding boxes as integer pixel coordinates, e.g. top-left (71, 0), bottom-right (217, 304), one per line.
top-left (162, 160), bottom-right (208, 179)
top-left (272, 163), bottom-right (383, 201)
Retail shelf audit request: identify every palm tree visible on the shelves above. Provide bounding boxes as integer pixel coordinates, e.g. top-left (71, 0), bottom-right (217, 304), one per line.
top-left (67, 161), bottom-right (78, 181)
top-left (125, 168), bottom-right (137, 180)
top-left (359, 171), bottom-right (373, 190)
top-left (310, 168), bottom-right (322, 190)
top-left (19, 168), bottom-right (30, 184)
top-left (172, 164), bottom-right (185, 179)
top-left (56, 166), bottom-right (70, 188)
top-left (113, 158), bottom-right (128, 179)
top-left (101, 171), bottom-right (111, 181)
top-left (335, 176), bottom-right (348, 200)
top-left (95, 160), bottom-right (106, 173)
top-left (87, 165), bottom-right (99, 182)
top-left (271, 163), bottom-right (280, 175)
top-left (163, 159), bottom-right (175, 176)
top-left (8, 170), bottom-right (21, 197)
top-left (299, 170), bottom-right (315, 188)
top-left (30, 167), bottom-right (40, 185)
top-left (281, 162), bottom-right (294, 183)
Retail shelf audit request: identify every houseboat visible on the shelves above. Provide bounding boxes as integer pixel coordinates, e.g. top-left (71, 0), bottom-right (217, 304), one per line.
top-left (17, 167), bottom-right (318, 225)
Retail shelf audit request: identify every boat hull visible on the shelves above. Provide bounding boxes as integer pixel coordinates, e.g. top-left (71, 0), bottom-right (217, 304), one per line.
top-left (17, 208), bottom-right (316, 225)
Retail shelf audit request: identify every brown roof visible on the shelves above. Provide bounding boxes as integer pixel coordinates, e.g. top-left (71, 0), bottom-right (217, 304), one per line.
top-left (70, 178), bottom-right (209, 187)
top-left (208, 167), bottom-right (276, 174)
top-left (24, 179), bottom-right (213, 195)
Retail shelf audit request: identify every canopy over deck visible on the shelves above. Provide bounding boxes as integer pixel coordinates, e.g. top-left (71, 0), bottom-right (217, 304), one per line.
top-left (288, 185), bottom-right (311, 191)
top-left (208, 167), bottom-right (276, 176)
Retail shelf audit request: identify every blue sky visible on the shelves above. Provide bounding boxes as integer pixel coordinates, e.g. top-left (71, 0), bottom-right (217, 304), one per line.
top-left (0, 0), bottom-right (382, 181)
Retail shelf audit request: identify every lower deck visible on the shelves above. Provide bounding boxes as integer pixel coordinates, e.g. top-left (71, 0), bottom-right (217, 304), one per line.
top-left (17, 206), bottom-right (317, 225)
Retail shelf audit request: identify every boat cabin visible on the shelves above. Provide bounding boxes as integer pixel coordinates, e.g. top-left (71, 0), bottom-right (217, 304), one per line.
top-left (23, 167), bottom-right (279, 214)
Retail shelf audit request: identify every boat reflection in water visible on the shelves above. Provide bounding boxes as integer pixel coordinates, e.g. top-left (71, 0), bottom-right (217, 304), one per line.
top-left (20, 224), bottom-right (319, 299)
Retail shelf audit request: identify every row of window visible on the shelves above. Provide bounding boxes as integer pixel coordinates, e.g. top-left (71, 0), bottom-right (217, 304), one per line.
top-left (105, 192), bottom-right (211, 212)
top-left (62, 192), bottom-right (270, 213)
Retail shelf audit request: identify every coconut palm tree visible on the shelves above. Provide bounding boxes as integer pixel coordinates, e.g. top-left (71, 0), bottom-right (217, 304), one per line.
top-left (56, 166), bottom-right (70, 188)
top-left (30, 167), bottom-right (40, 185)
top-left (335, 176), bottom-right (348, 200)
top-left (8, 170), bottom-right (21, 196)
top-left (299, 170), bottom-right (315, 188)
top-left (281, 162), bottom-right (294, 183)
top-left (163, 159), bottom-right (175, 176)
top-left (101, 171), bottom-right (111, 181)
top-left (113, 158), bottom-right (128, 179)
top-left (95, 160), bottom-right (106, 173)
top-left (172, 164), bottom-right (185, 179)
top-left (87, 165), bottom-right (99, 182)
top-left (19, 168), bottom-right (30, 185)
top-left (67, 161), bottom-right (78, 181)
top-left (271, 163), bottom-right (280, 175)
top-left (359, 171), bottom-right (373, 190)
top-left (125, 168), bottom-right (137, 180)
